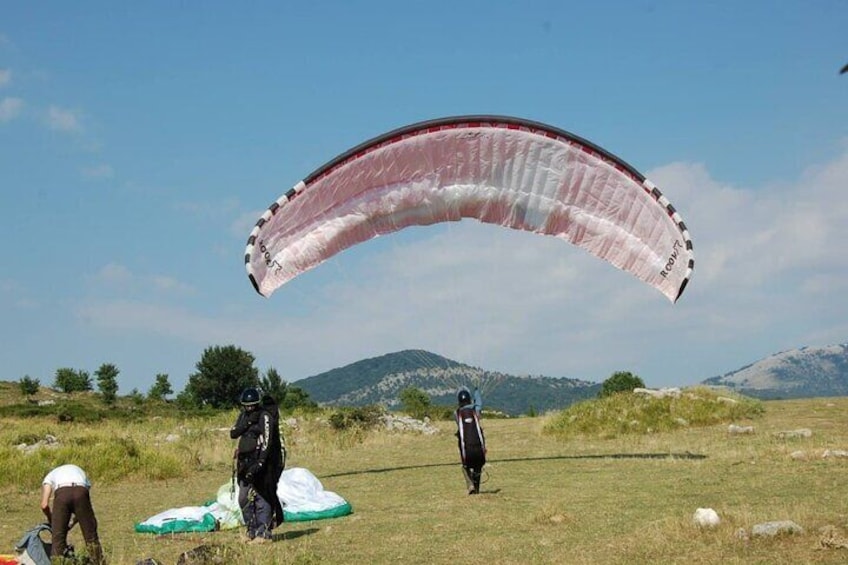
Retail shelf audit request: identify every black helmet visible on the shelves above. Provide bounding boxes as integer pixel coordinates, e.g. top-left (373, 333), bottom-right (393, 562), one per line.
top-left (457, 388), bottom-right (472, 406)
top-left (240, 387), bottom-right (261, 407)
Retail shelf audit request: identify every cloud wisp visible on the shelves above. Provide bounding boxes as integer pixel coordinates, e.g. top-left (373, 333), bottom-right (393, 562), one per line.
top-left (71, 146), bottom-right (848, 385)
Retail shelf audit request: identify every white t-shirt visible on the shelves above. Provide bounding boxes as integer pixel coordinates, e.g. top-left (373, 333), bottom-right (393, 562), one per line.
top-left (42, 464), bottom-right (91, 489)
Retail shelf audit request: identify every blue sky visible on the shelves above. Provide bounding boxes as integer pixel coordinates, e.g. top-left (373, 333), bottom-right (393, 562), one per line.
top-left (1, 1), bottom-right (846, 396)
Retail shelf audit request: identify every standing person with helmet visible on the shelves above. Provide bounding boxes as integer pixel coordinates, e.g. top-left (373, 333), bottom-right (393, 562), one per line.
top-left (455, 387), bottom-right (486, 495)
top-left (230, 387), bottom-right (285, 543)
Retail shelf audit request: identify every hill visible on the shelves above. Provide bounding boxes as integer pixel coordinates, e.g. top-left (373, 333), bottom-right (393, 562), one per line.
top-left (294, 349), bottom-right (600, 416)
top-left (702, 343), bottom-right (848, 399)
top-left (294, 342), bottom-right (848, 415)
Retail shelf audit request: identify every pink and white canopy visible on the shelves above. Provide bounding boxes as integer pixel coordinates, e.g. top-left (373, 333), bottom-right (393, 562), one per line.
top-left (245, 116), bottom-right (694, 302)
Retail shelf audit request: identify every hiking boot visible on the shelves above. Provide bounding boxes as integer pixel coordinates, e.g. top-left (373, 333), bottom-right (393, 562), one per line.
top-left (249, 536), bottom-right (272, 545)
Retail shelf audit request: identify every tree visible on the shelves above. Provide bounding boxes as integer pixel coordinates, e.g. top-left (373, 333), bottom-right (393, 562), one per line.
top-left (95, 363), bottom-right (120, 405)
top-left (261, 367), bottom-right (287, 404)
top-left (184, 345), bottom-right (259, 408)
top-left (19, 375), bottom-right (40, 398)
top-left (148, 373), bottom-right (174, 401)
top-left (280, 385), bottom-right (317, 412)
top-left (598, 371), bottom-right (645, 398)
top-left (174, 388), bottom-right (197, 410)
top-left (54, 368), bottom-right (93, 393)
top-left (128, 388), bottom-right (145, 406)
top-left (260, 367), bottom-right (317, 412)
top-left (399, 387), bottom-right (431, 419)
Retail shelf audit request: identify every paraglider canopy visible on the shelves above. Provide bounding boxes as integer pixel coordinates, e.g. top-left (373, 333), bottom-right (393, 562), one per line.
top-left (245, 115), bottom-right (694, 303)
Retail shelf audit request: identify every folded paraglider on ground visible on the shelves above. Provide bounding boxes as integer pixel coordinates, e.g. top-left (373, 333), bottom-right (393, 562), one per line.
top-left (134, 468), bottom-right (352, 535)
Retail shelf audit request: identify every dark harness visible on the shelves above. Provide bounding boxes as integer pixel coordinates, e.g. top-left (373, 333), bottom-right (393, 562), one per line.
top-left (236, 415), bottom-right (264, 481)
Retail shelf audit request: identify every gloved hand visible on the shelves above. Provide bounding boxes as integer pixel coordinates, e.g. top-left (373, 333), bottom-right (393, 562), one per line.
top-left (244, 462), bottom-right (263, 482)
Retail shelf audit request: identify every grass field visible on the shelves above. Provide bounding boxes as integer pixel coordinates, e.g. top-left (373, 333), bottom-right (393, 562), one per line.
top-left (2, 393), bottom-right (848, 564)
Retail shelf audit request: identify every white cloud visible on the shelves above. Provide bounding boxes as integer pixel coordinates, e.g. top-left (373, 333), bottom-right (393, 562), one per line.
top-left (45, 104), bottom-right (82, 132)
top-left (149, 275), bottom-right (195, 294)
top-left (649, 146), bottom-right (848, 292)
top-left (0, 96), bottom-right (23, 121)
top-left (93, 263), bottom-right (133, 285)
top-left (0, 279), bottom-right (23, 295)
top-left (81, 164), bottom-right (114, 179)
top-left (174, 198), bottom-right (240, 220)
top-left (76, 299), bottom-right (246, 345)
top-left (0, 279), bottom-right (39, 310)
top-left (231, 210), bottom-right (263, 238)
top-left (73, 146), bottom-right (848, 387)
top-left (88, 263), bottom-right (195, 295)
top-left (0, 69), bottom-right (10, 87)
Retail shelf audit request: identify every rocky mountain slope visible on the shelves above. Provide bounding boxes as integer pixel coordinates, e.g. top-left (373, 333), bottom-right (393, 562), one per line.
top-left (294, 343), bottom-right (848, 414)
top-left (295, 349), bottom-right (600, 416)
top-left (702, 343), bottom-right (848, 399)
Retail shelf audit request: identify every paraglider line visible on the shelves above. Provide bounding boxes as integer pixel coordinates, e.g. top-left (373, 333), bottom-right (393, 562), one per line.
top-left (320, 451), bottom-right (706, 478)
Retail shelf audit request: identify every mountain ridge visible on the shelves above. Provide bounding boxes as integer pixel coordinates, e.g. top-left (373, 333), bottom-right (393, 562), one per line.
top-left (702, 343), bottom-right (848, 399)
top-left (295, 349), bottom-right (601, 416)
top-left (295, 343), bottom-right (848, 415)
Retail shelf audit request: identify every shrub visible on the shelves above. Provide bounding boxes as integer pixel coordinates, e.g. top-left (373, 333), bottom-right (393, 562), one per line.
top-left (399, 387), bottom-right (431, 419)
top-left (427, 405), bottom-right (456, 421)
top-left (56, 403), bottom-right (104, 424)
top-left (328, 405), bottom-right (386, 431)
top-left (148, 374), bottom-right (173, 401)
top-left (54, 368), bottom-right (93, 393)
top-left (544, 386), bottom-right (764, 438)
top-left (19, 376), bottom-right (40, 398)
top-left (598, 371), bottom-right (645, 398)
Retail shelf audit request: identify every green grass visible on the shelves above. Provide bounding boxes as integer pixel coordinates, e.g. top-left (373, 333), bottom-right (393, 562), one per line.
top-left (543, 386), bottom-right (765, 438)
top-left (2, 391), bottom-right (848, 563)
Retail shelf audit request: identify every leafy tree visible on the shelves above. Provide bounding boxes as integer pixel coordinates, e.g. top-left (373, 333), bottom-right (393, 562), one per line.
top-left (185, 345), bottom-right (259, 408)
top-left (261, 367), bottom-right (317, 412)
top-left (54, 368), bottom-right (93, 393)
top-left (95, 363), bottom-right (120, 405)
top-left (328, 405), bottom-right (386, 431)
top-left (174, 388), bottom-right (197, 410)
top-left (148, 373), bottom-right (174, 401)
top-left (280, 385), bottom-right (317, 412)
top-left (399, 387), bottom-right (431, 419)
top-left (261, 367), bottom-right (287, 404)
top-left (598, 371), bottom-right (645, 398)
top-left (19, 375), bottom-right (40, 398)
top-left (128, 388), bottom-right (145, 406)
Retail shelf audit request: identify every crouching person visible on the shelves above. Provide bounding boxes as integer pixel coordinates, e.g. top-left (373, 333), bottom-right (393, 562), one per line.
top-left (41, 463), bottom-right (104, 564)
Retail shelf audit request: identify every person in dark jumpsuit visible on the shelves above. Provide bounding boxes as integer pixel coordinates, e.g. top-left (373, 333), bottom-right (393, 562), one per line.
top-left (230, 387), bottom-right (285, 543)
top-left (455, 388), bottom-right (486, 495)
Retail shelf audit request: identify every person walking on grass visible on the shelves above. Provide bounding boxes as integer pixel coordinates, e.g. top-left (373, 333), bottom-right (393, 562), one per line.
top-left (230, 387), bottom-right (285, 544)
top-left (455, 387), bottom-right (486, 495)
top-left (40, 463), bottom-right (104, 564)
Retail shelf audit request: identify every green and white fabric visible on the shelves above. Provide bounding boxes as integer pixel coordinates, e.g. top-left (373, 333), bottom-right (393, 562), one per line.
top-left (277, 467), bottom-right (352, 522)
top-left (134, 467), bottom-right (351, 534)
